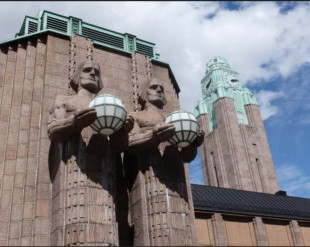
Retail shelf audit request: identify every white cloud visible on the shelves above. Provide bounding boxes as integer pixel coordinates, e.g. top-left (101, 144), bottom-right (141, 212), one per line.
top-left (255, 90), bottom-right (284, 120)
top-left (1, 2), bottom-right (310, 116)
top-left (0, 1), bottom-right (309, 198)
top-left (276, 164), bottom-right (310, 198)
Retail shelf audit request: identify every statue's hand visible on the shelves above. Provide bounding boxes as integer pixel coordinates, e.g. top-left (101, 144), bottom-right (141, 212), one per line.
top-left (74, 107), bottom-right (97, 129)
top-left (194, 130), bottom-right (205, 147)
top-left (123, 115), bottom-right (134, 133)
top-left (153, 123), bottom-right (175, 142)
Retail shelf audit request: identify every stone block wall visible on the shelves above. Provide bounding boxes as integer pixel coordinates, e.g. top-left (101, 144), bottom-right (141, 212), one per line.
top-left (245, 104), bottom-right (279, 194)
top-left (0, 37), bottom-right (53, 246)
top-left (198, 97), bottom-right (279, 194)
top-left (0, 33), bottom-right (182, 245)
top-left (195, 212), bottom-right (309, 246)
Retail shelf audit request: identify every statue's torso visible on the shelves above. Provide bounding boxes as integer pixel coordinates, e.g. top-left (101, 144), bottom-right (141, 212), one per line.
top-left (54, 95), bottom-right (90, 119)
top-left (133, 109), bottom-right (165, 131)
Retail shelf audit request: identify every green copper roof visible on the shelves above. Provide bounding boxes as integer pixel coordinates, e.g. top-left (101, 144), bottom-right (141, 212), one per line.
top-left (0, 10), bottom-right (160, 60)
top-left (206, 56), bottom-right (230, 73)
top-left (195, 56), bottom-right (258, 131)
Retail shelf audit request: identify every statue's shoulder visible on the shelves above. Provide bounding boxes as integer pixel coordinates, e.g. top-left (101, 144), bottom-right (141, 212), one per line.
top-left (54, 94), bottom-right (69, 102)
top-left (128, 111), bottom-right (140, 119)
top-left (53, 95), bottom-right (71, 108)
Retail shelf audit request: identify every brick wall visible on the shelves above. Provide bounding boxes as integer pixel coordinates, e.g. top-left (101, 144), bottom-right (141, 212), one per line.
top-left (0, 33), bottom-right (182, 245)
top-left (198, 97), bottom-right (279, 194)
top-left (196, 213), bottom-right (308, 246)
top-left (0, 36), bottom-right (52, 245)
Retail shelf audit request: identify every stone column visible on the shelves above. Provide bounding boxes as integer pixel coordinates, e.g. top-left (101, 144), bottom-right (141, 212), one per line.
top-left (253, 217), bottom-right (268, 246)
top-left (50, 133), bottom-right (118, 246)
top-left (127, 150), bottom-right (196, 246)
top-left (49, 39), bottom-right (120, 245)
top-left (184, 163), bottom-right (198, 246)
top-left (214, 97), bottom-right (254, 191)
top-left (212, 213), bottom-right (227, 246)
top-left (290, 220), bottom-right (304, 246)
top-left (245, 104), bottom-right (279, 194)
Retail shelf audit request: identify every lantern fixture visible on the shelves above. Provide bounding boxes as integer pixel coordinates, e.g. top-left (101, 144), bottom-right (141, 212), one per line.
top-left (165, 110), bottom-right (200, 148)
top-left (89, 94), bottom-right (127, 136)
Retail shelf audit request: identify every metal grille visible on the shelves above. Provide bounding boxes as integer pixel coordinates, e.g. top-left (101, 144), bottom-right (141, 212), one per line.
top-left (28, 21), bottom-right (37, 34)
top-left (82, 26), bottom-right (124, 49)
top-left (127, 36), bottom-right (135, 52)
top-left (136, 43), bottom-right (153, 58)
top-left (71, 19), bottom-right (79, 35)
top-left (46, 16), bottom-right (68, 33)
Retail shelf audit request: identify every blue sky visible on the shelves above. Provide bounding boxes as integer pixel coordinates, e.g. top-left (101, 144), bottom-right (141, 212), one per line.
top-left (0, 2), bottom-right (309, 198)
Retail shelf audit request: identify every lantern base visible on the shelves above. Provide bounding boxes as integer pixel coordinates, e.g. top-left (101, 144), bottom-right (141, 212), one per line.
top-left (99, 128), bottom-right (114, 136)
top-left (177, 142), bottom-right (190, 148)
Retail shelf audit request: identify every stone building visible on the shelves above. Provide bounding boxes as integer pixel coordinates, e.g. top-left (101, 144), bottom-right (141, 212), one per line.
top-left (0, 10), bottom-right (309, 246)
top-left (0, 10), bottom-right (190, 246)
top-left (194, 56), bottom-right (278, 194)
top-left (193, 56), bottom-right (310, 246)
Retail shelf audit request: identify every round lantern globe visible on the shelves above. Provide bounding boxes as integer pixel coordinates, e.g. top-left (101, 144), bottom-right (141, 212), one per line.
top-left (165, 110), bottom-right (200, 148)
top-left (88, 94), bottom-right (127, 136)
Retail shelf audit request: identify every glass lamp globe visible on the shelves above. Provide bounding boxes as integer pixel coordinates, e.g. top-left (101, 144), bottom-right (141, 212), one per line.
top-left (88, 94), bottom-right (127, 136)
top-left (165, 110), bottom-right (200, 148)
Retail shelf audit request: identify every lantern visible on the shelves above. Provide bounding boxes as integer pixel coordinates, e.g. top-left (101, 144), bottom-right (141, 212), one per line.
top-left (89, 94), bottom-right (127, 136)
top-left (165, 110), bottom-right (199, 147)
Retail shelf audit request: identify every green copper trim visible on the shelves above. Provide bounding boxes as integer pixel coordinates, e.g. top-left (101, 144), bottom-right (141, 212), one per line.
top-left (0, 30), bottom-right (70, 46)
top-left (194, 97), bottom-right (208, 118)
top-left (242, 88), bottom-right (258, 105)
top-left (196, 56), bottom-right (259, 131)
top-left (205, 56), bottom-right (230, 74)
top-left (2, 10), bottom-right (160, 60)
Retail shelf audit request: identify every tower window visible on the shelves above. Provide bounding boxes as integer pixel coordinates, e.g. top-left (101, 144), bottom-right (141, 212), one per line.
top-left (206, 80), bottom-right (211, 89)
top-left (210, 152), bottom-right (219, 187)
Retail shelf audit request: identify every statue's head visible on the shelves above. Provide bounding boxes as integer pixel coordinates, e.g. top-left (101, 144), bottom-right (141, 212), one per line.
top-left (70, 60), bottom-right (103, 94)
top-left (139, 78), bottom-right (167, 109)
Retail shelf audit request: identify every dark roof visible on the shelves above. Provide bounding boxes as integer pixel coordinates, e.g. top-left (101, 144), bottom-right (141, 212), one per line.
top-left (191, 184), bottom-right (310, 221)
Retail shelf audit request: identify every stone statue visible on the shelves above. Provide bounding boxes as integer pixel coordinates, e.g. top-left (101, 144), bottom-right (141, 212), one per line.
top-left (124, 78), bottom-right (204, 246)
top-left (47, 60), bottom-right (133, 246)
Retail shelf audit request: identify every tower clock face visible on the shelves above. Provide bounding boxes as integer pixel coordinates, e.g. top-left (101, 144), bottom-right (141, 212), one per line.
top-left (225, 73), bottom-right (239, 89)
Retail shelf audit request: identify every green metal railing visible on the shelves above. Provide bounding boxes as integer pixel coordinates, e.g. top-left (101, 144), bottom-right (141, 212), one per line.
top-left (12, 10), bottom-right (159, 60)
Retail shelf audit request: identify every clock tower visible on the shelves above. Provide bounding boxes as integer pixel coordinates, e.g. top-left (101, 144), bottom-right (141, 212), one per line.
top-left (195, 56), bottom-right (279, 194)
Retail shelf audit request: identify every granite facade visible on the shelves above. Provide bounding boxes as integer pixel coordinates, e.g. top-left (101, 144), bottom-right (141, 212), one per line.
top-left (0, 33), bottom-right (192, 246)
top-left (198, 97), bottom-right (279, 194)
top-left (195, 212), bottom-right (310, 246)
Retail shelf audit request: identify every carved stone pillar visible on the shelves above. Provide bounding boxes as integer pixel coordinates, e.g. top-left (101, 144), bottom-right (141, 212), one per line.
top-left (253, 216), bottom-right (268, 246)
top-left (290, 220), bottom-right (304, 246)
top-left (126, 149), bottom-right (196, 246)
top-left (49, 56), bottom-right (119, 246)
top-left (50, 133), bottom-right (118, 246)
top-left (211, 213), bottom-right (227, 246)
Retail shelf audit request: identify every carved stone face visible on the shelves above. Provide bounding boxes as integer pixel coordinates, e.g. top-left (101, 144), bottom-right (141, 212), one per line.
top-left (147, 78), bottom-right (165, 107)
top-left (80, 61), bottom-right (101, 92)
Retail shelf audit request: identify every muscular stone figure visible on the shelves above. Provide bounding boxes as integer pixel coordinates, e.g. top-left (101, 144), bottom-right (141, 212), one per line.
top-left (124, 78), bottom-right (204, 246)
top-left (48, 60), bottom-right (100, 142)
top-left (48, 60), bottom-right (133, 246)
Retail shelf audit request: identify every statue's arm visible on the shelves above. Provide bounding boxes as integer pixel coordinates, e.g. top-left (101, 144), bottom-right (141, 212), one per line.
top-left (47, 96), bottom-right (96, 142)
top-left (109, 115), bottom-right (134, 153)
top-left (181, 130), bottom-right (205, 163)
top-left (127, 121), bottom-right (175, 155)
top-left (128, 132), bottom-right (156, 155)
top-left (48, 116), bottom-right (86, 142)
